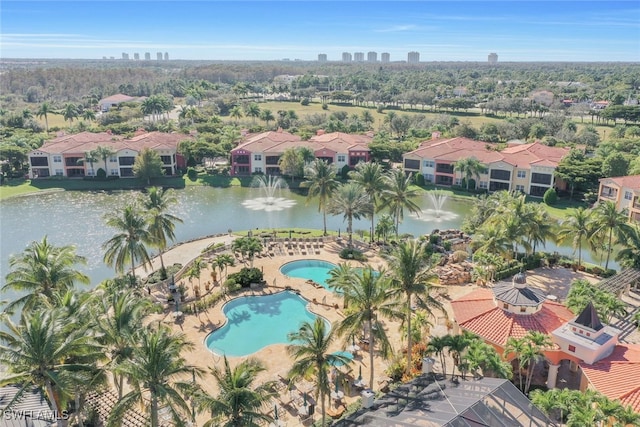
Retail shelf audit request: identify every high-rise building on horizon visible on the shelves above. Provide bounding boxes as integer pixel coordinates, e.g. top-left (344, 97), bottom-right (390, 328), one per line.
top-left (367, 51), bottom-right (377, 62)
top-left (164, 52), bottom-right (169, 60)
top-left (488, 52), bottom-right (498, 64)
top-left (342, 52), bottom-right (352, 62)
top-left (407, 51), bottom-right (420, 63)
top-left (133, 53), bottom-right (140, 60)
top-left (381, 52), bottom-right (390, 63)
top-left (354, 52), bottom-right (365, 62)
top-left (318, 53), bottom-right (327, 62)
top-left (145, 52), bottom-right (151, 60)
top-left (157, 52), bottom-right (163, 60)
top-left (122, 52), bottom-right (129, 60)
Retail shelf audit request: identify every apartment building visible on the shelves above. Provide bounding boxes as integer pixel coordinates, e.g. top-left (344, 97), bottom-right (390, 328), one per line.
top-left (28, 131), bottom-right (189, 179)
top-left (230, 130), bottom-right (372, 176)
top-left (598, 175), bottom-right (640, 222)
top-left (402, 137), bottom-right (570, 197)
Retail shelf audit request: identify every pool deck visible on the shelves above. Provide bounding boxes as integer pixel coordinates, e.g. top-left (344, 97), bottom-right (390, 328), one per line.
top-left (145, 238), bottom-right (637, 426)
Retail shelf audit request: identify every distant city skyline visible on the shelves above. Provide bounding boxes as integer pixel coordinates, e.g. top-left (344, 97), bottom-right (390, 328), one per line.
top-left (1, 1), bottom-right (638, 62)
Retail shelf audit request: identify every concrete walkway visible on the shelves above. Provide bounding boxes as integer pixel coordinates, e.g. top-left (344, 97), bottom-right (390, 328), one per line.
top-left (140, 234), bottom-right (237, 279)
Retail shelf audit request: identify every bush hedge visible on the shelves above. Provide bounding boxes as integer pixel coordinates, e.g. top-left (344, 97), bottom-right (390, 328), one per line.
top-left (339, 248), bottom-right (367, 261)
top-left (228, 267), bottom-right (264, 288)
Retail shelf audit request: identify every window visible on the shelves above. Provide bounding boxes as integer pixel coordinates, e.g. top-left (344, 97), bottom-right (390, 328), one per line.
top-left (490, 169), bottom-right (511, 181)
top-left (254, 167), bottom-right (262, 173)
top-left (109, 156), bottom-right (117, 163)
top-left (404, 159), bottom-right (420, 169)
top-left (519, 306), bottom-right (526, 313)
top-left (531, 173), bottom-right (552, 185)
top-left (30, 157), bottom-right (48, 166)
top-left (110, 169), bottom-right (119, 176)
top-left (234, 155), bottom-right (249, 164)
top-left (423, 160), bottom-right (435, 168)
top-left (568, 345), bottom-right (576, 352)
top-left (479, 181), bottom-right (488, 189)
top-left (55, 169), bottom-right (63, 176)
top-left (424, 174), bottom-right (434, 182)
top-left (586, 332), bottom-right (591, 337)
top-left (436, 163), bottom-right (454, 174)
top-left (254, 154), bottom-right (262, 161)
top-left (53, 155), bottom-right (62, 163)
top-left (455, 178), bottom-right (462, 186)
top-left (337, 155), bottom-right (346, 162)
top-left (517, 170), bottom-right (526, 178)
top-left (625, 191), bottom-right (633, 200)
top-left (503, 303), bottom-right (509, 310)
top-left (516, 184), bottom-right (525, 192)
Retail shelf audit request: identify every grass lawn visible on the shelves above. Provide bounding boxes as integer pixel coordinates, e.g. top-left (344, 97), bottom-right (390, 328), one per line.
top-left (528, 197), bottom-right (587, 220)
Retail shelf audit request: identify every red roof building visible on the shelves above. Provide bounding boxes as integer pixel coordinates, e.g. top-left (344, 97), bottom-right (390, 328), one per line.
top-left (598, 174), bottom-right (640, 223)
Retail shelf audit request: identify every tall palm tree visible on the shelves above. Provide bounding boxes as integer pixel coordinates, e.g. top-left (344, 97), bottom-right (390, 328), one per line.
top-left (523, 204), bottom-right (554, 254)
top-left (330, 266), bottom-right (396, 389)
top-left (380, 169), bottom-right (421, 234)
top-left (446, 333), bottom-right (473, 378)
top-left (0, 309), bottom-right (102, 416)
top-left (384, 240), bottom-right (445, 377)
top-left (36, 101), bottom-right (53, 132)
top-left (616, 223), bottom-right (640, 269)
top-left (328, 183), bottom-right (372, 248)
top-left (304, 159), bottom-right (340, 235)
top-left (102, 204), bottom-right (153, 279)
top-left (91, 289), bottom-right (153, 398)
top-left (194, 356), bottom-right (276, 427)
top-left (471, 224), bottom-right (512, 258)
top-left (557, 207), bottom-right (593, 267)
top-left (462, 339), bottom-right (511, 380)
top-left (94, 145), bottom-right (116, 178)
top-left (350, 162), bottom-right (387, 243)
top-left (591, 201), bottom-right (634, 269)
top-left (287, 318), bottom-right (347, 427)
top-left (522, 331), bottom-right (551, 394)
top-left (110, 327), bottom-right (201, 427)
top-left (231, 236), bottom-right (263, 268)
top-left (3, 237), bottom-right (89, 313)
top-left (213, 253), bottom-right (235, 280)
top-left (244, 103), bottom-right (261, 124)
top-left (82, 109), bottom-right (96, 122)
top-left (453, 157), bottom-right (487, 190)
top-left (260, 109), bottom-right (274, 127)
top-left (142, 187), bottom-right (183, 278)
top-left (61, 102), bottom-right (79, 124)
top-left (426, 335), bottom-right (449, 377)
top-left (229, 105), bottom-right (243, 123)
top-left (504, 336), bottom-right (527, 391)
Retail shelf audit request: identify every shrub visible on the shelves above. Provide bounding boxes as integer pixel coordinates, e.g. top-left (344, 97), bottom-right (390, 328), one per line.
top-left (414, 174), bottom-right (425, 186)
top-left (376, 105), bottom-right (384, 113)
top-left (451, 250), bottom-right (469, 263)
top-left (339, 248), bottom-right (367, 261)
top-left (187, 167), bottom-right (198, 181)
top-left (96, 168), bottom-right (107, 179)
top-left (321, 103), bottom-right (328, 110)
top-left (145, 263), bottom-right (182, 284)
top-left (228, 267), bottom-right (264, 287)
top-left (543, 188), bottom-right (558, 205)
top-left (300, 98), bottom-right (310, 106)
top-left (341, 165), bottom-right (351, 179)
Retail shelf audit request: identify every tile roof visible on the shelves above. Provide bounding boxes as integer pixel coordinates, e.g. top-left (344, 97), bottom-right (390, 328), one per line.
top-left (232, 131), bottom-right (372, 154)
top-left (451, 288), bottom-right (575, 347)
top-left (32, 131), bottom-right (190, 155)
top-left (406, 138), bottom-right (570, 169)
top-left (600, 174), bottom-right (640, 189)
top-left (99, 93), bottom-right (136, 103)
top-left (493, 282), bottom-right (547, 306)
top-left (580, 344), bottom-right (640, 412)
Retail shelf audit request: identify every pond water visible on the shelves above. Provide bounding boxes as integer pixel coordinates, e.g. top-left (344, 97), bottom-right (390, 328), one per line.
top-left (0, 185), bottom-right (613, 298)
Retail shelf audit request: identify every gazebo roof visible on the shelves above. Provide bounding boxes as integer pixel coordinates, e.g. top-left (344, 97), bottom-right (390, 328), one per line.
top-left (492, 282), bottom-right (547, 306)
top-left (573, 301), bottom-right (604, 331)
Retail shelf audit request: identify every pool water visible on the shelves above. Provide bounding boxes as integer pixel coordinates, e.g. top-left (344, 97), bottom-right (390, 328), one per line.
top-left (205, 291), bottom-right (325, 357)
top-left (280, 259), bottom-right (337, 291)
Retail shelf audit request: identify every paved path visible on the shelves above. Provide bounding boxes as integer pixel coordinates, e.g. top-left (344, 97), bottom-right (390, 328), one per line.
top-left (140, 234), bottom-right (236, 278)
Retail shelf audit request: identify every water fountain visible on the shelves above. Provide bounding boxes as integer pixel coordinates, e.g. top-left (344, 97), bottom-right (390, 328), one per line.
top-left (241, 175), bottom-right (297, 212)
top-left (410, 190), bottom-right (459, 223)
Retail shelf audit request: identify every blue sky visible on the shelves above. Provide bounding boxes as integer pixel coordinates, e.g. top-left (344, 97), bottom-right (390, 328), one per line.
top-left (1, 1), bottom-right (639, 61)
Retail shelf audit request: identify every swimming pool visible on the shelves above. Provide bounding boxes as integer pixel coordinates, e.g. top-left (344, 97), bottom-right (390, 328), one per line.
top-left (279, 259), bottom-right (337, 291)
top-left (205, 291), bottom-right (328, 357)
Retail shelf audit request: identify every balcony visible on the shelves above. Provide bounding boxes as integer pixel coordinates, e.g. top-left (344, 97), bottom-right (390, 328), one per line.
top-left (435, 163), bottom-right (454, 174)
top-left (599, 187), bottom-right (617, 199)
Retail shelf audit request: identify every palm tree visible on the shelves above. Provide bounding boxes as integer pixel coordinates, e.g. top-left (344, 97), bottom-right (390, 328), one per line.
top-left (375, 214), bottom-right (395, 243)
top-left (194, 356), bottom-right (276, 427)
top-left (94, 145), bottom-right (116, 178)
top-left (287, 318), bottom-right (347, 427)
top-left (384, 240), bottom-right (445, 377)
top-left (504, 336), bottom-right (526, 390)
top-left (78, 149), bottom-right (99, 177)
top-left (453, 157), bottom-right (487, 190)
top-left (213, 254), bottom-right (235, 280)
top-left (36, 101), bottom-right (53, 132)
top-left (142, 187), bottom-right (183, 278)
top-left (110, 327), bottom-right (201, 427)
top-left (0, 309), bottom-right (102, 416)
top-left (304, 159), bottom-right (340, 235)
top-left (616, 223), bottom-right (640, 269)
top-left (3, 237), bottom-right (89, 313)
top-left (380, 169), bottom-right (421, 234)
top-left (229, 105), bottom-right (243, 123)
top-left (231, 236), bottom-right (263, 268)
top-left (82, 109), bottom-right (96, 122)
top-left (102, 204), bottom-right (154, 279)
top-left (350, 162), bottom-right (387, 243)
top-left (91, 289), bottom-right (153, 398)
top-left (557, 207), bottom-right (593, 267)
top-left (462, 339), bottom-right (511, 379)
top-left (591, 201), bottom-right (634, 270)
top-left (426, 336), bottom-right (449, 377)
top-left (471, 224), bottom-right (512, 258)
top-left (260, 109), bottom-right (274, 127)
top-left (522, 331), bottom-right (551, 394)
top-left (62, 102), bottom-right (79, 124)
top-left (446, 334), bottom-right (473, 378)
top-left (331, 266), bottom-right (396, 389)
top-left (523, 204), bottom-right (554, 254)
top-left (328, 183), bottom-right (371, 248)
top-left (244, 103), bottom-right (261, 123)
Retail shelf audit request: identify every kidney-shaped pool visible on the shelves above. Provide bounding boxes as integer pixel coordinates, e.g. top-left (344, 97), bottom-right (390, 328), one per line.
top-left (205, 290), bottom-right (329, 357)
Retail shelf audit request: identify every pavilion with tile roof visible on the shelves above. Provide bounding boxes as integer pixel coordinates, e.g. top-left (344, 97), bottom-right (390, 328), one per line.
top-left (451, 273), bottom-right (640, 412)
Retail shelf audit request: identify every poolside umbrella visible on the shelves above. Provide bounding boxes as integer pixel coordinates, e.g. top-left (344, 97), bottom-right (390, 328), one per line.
top-left (358, 365), bottom-right (362, 382)
top-left (274, 404), bottom-right (278, 420)
top-left (303, 392), bottom-right (307, 407)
